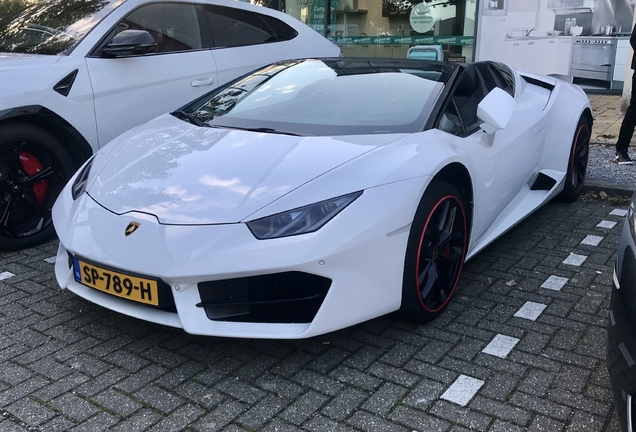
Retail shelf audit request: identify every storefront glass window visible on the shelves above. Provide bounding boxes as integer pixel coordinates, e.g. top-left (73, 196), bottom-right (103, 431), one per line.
top-left (255, 0), bottom-right (476, 61)
top-left (330, 0), bottom-right (476, 61)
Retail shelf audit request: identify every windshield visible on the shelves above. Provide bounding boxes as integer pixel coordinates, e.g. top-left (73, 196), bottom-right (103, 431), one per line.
top-left (0, 0), bottom-right (123, 55)
top-left (183, 59), bottom-right (452, 136)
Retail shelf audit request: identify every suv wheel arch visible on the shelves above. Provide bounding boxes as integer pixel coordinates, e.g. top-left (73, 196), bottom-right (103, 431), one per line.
top-left (0, 105), bottom-right (93, 170)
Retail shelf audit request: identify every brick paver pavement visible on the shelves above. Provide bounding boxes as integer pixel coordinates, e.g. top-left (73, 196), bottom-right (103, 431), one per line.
top-left (0, 195), bottom-right (628, 431)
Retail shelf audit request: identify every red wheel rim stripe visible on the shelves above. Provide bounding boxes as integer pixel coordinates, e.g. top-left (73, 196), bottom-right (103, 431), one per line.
top-left (414, 194), bottom-right (467, 313)
top-left (570, 123), bottom-right (589, 194)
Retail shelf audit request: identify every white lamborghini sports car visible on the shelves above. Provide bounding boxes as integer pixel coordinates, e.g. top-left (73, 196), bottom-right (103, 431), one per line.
top-left (52, 58), bottom-right (592, 339)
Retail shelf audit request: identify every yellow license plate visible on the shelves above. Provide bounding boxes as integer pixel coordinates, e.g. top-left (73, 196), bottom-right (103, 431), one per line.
top-left (72, 258), bottom-right (159, 306)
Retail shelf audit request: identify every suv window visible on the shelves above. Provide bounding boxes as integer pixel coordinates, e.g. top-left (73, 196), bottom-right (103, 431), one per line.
top-left (202, 5), bottom-right (297, 48)
top-left (119, 3), bottom-right (202, 53)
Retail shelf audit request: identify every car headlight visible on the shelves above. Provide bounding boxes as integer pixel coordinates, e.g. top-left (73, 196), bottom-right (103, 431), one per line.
top-left (247, 191), bottom-right (362, 240)
top-left (71, 157), bottom-right (95, 200)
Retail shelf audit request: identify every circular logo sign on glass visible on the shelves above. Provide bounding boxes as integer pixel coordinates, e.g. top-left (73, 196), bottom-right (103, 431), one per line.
top-left (410, 3), bottom-right (436, 34)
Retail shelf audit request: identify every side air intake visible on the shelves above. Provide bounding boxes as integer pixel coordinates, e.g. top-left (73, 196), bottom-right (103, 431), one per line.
top-left (53, 70), bottom-right (79, 97)
top-left (530, 172), bottom-right (557, 191)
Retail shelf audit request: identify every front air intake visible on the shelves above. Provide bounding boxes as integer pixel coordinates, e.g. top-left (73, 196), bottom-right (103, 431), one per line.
top-left (197, 272), bottom-right (331, 323)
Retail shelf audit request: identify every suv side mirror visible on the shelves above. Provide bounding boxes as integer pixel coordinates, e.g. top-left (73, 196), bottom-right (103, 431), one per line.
top-left (101, 30), bottom-right (157, 58)
top-left (477, 87), bottom-right (516, 135)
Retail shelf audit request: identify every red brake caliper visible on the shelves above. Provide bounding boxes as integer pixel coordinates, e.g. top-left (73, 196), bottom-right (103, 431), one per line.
top-left (19, 150), bottom-right (48, 205)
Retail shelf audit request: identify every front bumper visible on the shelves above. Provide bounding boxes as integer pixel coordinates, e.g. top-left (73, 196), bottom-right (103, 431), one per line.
top-left (53, 176), bottom-right (428, 339)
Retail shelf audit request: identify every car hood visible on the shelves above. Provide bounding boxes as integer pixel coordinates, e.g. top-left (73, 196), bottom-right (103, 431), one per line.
top-left (0, 52), bottom-right (62, 69)
top-left (0, 54), bottom-right (79, 102)
top-left (87, 115), bottom-right (405, 224)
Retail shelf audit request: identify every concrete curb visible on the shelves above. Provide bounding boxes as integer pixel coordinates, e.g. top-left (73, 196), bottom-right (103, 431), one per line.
top-left (582, 180), bottom-right (635, 197)
top-left (590, 141), bottom-right (615, 147)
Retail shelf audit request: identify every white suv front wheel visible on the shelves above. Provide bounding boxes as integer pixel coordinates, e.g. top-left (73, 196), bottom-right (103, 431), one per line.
top-left (0, 122), bottom-right (75, 251)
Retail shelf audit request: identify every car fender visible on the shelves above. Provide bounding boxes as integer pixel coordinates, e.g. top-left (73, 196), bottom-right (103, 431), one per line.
top-left (0, 56), bottom-right (98, 154)
top-left (538, 80), bottom-right (592, 173)
top-left (243, 129), bottom-right (469, 223)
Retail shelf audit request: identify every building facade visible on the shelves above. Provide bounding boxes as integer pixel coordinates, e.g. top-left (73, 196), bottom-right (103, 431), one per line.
top-left (252, 0), bottom-right (478, 62)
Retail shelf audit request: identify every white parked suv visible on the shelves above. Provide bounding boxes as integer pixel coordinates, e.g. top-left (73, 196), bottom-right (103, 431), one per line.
top-left (0, 0), bottom-right (339, 251)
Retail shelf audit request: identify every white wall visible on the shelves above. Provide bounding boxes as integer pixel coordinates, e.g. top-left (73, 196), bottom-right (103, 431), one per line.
top-left (536, 0), bottom-right (556, 34)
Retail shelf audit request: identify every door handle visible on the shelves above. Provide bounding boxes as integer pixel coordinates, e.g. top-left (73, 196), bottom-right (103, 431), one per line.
top-left (190, 77), bottom-right (215, 87)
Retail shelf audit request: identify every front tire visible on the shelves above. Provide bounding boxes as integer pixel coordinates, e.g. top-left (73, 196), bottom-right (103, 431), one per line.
top-left (0, 122), bottom-right (75, 251)
top-left (558, 116), bottom-right (590, 203)
top-left (400, 180), bottom-right (468, 323)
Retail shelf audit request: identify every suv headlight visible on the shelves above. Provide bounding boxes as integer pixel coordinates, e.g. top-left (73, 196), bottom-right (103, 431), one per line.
top-left (71, 157), bottom-right (95, 200)
top-left (247, 191), bottom-right (362, 240)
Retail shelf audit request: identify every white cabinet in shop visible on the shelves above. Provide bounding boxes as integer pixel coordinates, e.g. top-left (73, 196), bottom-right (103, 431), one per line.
top-left (555, 38), bottom-right (572, 76)
top-left (504, 37), bottom-right (567, 75)
top-left (504, 40), bottom-right (528, 69)
top-left (526, 39), bottom-right (557, 75)
top-left (525, 40), bottom-right (543, 72)
top-left (614, 39), bottom-right (630, 83)
top-left (544, 39), bottom-right (558, 74)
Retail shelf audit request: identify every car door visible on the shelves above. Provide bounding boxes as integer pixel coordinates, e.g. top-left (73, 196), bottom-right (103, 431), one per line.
top-left (200, 4), bottom-right (300, 87)
top-left (436, 66), bottom-right (542, 243)
top-left (85, 2), bottom-right (219, 147)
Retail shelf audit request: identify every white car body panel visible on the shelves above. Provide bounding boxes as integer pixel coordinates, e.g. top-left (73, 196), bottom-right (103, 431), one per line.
top-left (0, 54), bottom-right (100, 147)
top-left (52, 60), bottom-right (593, 338)
top-left (86, 51), bottom-right (220, 146)
top-left (54, 176), bottom-right (425, 338)
top-left (88, 114), bottom-right (404, 224)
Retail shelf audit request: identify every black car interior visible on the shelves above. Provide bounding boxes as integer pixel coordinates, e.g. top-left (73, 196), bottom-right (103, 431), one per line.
top-left (438, 61), bottom-right (516, 137)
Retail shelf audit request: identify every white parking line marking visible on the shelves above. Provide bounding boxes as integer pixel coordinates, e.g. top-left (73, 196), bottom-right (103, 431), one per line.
top-left (541, 275), bottom-right (568, 291)
top-left (482, 334), bottom-right (520, 358)
top-left (514, 302), bottom-right (547, 321)
top-left (0, 272), bottom-right (15, 281)
top-left (440, 375), bottom-right (484, 406)
top-left (581, 235), bottom-right (603, 246)
top-left (596, 220), bottom-right (617, 229)
top-left (562, 253), bottom-right (587, 266)
top-left (44, 257), bottom-right (56, 264)
top-left (610, 209), bottom-right (628, 217)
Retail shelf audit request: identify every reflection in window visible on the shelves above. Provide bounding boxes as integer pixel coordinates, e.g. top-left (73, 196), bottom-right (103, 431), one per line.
top-left (0, 0), bottom-right (117, 55)
top-left (204, 5), bottom-right (296, 48)
top-left (121, 3), bottom-right (201, 53)
top-left (188, 59), bottom-right (448, 136)
top-left (439, 100), bottom-right (463, 136)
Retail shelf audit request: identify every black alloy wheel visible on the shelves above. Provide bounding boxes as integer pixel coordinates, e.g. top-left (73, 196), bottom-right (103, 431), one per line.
top-left (401, 180), bottom-right (468, 322)
top-left (558, 116), bottom-right (590, 203)
top-left (0, 123), bottom-right (75, 251)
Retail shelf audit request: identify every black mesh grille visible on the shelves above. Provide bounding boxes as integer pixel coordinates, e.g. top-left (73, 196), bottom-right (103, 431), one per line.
top-left (197, 272), bottom-right (331, 323)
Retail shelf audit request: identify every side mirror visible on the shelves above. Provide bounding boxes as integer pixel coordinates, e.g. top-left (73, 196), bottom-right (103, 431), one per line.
top-left (477, 87), bottom-right (516, 135)
top-left (101, 30), bottom-right (157, 58)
